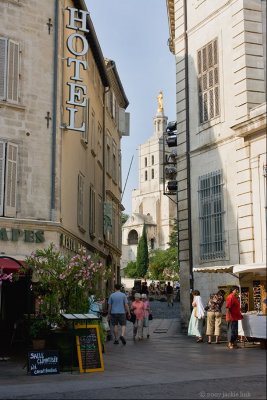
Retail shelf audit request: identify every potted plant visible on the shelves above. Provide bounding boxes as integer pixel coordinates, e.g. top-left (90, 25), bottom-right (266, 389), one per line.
top-left (30, 318), bottom-right (50, 350)
top-left (23, 243), bottom-right (110, 360)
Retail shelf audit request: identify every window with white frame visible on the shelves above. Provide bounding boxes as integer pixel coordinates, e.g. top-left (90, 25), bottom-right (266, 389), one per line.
top-left (0, 37), bottom-right (20, 103)
top-left (77, 172), bottom-right (85, 231)
top-left (0, 140), bottom-right (18, 217)
top-left (89, 185), bottom-right (96, 236)
top-left (197, 38), bottom-right (220, 123)
top-left (198, 170), bottom-right (225, 260)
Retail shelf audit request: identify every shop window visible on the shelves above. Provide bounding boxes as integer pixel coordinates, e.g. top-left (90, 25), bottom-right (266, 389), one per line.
top-left (0, 140), bottom-right (18, 217)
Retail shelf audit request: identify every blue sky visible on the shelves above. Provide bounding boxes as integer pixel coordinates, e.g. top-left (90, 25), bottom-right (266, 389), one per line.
top-left (85, 0), bottom-right (176, 215)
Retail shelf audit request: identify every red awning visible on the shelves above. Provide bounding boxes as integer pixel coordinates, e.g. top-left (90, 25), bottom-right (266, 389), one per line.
top-left (0, 257), bottom-right (25, 274)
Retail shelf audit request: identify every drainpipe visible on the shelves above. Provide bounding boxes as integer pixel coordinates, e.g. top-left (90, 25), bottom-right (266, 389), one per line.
top-left (103, 87), bottom-right (110, 222)
top-left (50, 0), bottom-right (59, 221)
top-left (184, 0), bottom-right (194, 292)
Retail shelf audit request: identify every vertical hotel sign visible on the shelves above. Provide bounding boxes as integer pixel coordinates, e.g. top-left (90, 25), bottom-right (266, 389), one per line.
top-left (66, 7), bottom-right (89, 132)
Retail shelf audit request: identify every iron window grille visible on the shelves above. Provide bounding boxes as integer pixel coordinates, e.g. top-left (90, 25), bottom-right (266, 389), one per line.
top-left (198, 170), bottom-right (225, 260)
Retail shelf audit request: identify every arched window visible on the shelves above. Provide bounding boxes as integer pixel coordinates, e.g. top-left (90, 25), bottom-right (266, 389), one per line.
top-left (150, 238), bottom-right (155, 249)
top-left (128, 230), bottom-right (138, 245)
top-left (152, 155), bottom-right (154, 165)
top-left (144, 157), bottom-right (147, 167)
top-left (151, 169), bottom-right (154, 179)
top-left (145, 170), bottom-right (148, 181)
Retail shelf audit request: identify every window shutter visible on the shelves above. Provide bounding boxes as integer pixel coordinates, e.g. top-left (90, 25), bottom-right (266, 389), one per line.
top-left (0, 141), bottom-right (6, 216)
top-left (82, 98), bottom-right (89, 143)
top-left (7, 40), bottom-right (19, 103)
top-left (89, 186), bottom-right (96, 236)
top-left (77, 173), bottom-right (84, 229)
top-left (4, 142), bottom-right (18, 217)
top-left (0, 37), bottom-right (7, 100)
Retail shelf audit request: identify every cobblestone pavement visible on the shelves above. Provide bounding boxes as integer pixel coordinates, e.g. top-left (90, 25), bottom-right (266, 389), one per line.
top-left (149, 299), bottom-right (180, 319)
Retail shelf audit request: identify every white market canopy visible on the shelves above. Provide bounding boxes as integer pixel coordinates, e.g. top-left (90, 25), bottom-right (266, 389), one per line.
top-left (193, 263), bottom-right (266, 276)
top-left (232, 263), bottom-right (266, 276)
top-left (193, 265), bottom-right (234, 273)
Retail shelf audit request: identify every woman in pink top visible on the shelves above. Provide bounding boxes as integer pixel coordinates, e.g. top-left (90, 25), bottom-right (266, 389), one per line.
top-left (131, 292), bottom-right (145, 340)
top-left (142, 293), bottom-right (151, 339)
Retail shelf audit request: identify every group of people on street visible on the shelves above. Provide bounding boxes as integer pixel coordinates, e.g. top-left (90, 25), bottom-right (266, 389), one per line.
top-left (188, 286), bottom-right (243, 349)
top-left (131, 281), bottom-right (179, 302)
top-left (107, 282), bottom-right (243, 349)
top-left (107, 284), bottom-right (151, 345)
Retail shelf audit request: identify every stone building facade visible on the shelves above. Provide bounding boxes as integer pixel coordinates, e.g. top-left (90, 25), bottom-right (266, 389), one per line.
top-left (0, 0), bottom-right (129, 341)
top-left (121, 100), bottom-right (176, 273)
top-left (166, 0), bottom-right (266, 329)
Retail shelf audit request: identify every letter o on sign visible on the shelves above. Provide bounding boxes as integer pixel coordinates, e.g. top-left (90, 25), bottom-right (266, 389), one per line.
top-left (67, 33), bottom-right (89, 56)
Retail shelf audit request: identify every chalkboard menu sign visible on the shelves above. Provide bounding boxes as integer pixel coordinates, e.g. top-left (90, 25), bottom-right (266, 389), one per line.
top-left (28, 350), bottom-right (59, 376)
top-left (75, 324), bottom-right (104, 373)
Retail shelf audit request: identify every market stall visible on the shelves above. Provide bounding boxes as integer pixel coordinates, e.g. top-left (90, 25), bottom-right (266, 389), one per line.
top-left (233, 264), bottom-right (266, 341)
top-left (193, 263), bottom-right (266, 344)
top-left (238, 313), bottom-right (266, 339)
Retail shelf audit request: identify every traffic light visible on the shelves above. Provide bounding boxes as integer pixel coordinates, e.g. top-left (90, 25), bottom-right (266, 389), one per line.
top-left (166, 120), bottom-right (177, 147)
top-left (163, 121), bottom-right (178, 195)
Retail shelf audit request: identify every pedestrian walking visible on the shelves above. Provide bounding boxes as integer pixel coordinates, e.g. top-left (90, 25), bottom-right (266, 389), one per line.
top-left (226, 286), bottom-right (243, 349)
top-left (188, 290), bottom-right (205, 342)
top-left (205, 289), bottom-right (225, 344)
top-left (131, 293), bottom-right (145, 340)
top-left (141, 293), bottom-right (151, 339)
top-left (141, 281), bottom-right (149, 295)
top-left (166, 282), bottom-right (174, 307)
top-left (108, 283), bottom-right (131, 345)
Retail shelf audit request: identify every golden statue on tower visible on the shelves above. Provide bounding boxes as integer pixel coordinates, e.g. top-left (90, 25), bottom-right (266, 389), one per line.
top-left (157, 90), bottom-right (164, 113)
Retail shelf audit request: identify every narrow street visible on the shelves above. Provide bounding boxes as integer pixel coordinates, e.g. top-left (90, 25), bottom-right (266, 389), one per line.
top-left (0, 302), bottom-right (266, 399)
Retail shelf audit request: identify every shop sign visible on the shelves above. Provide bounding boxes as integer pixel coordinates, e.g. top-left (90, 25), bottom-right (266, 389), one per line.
top-left (66, 7), bottom-right (89, 132)
top-left (0, 228), bottom-right (45, 243)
